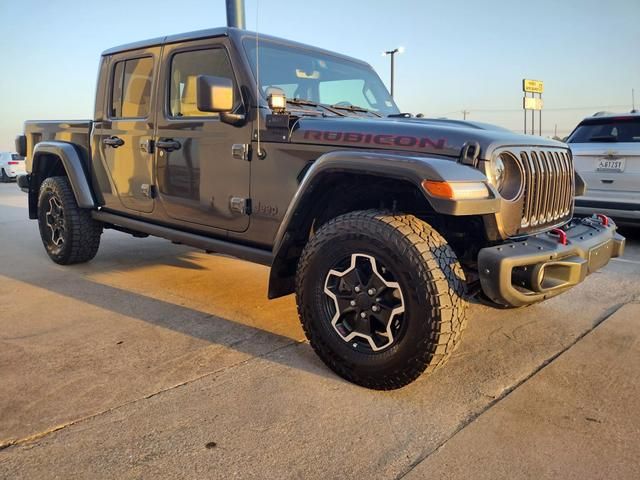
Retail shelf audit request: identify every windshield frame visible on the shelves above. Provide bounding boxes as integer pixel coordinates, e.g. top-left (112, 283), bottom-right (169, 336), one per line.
top-left (241, 37), bottom-right (400, 117)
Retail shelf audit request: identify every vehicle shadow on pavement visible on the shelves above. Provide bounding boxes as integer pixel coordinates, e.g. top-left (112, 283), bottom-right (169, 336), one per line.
top-left (1, 238), bottom-right (338, 383)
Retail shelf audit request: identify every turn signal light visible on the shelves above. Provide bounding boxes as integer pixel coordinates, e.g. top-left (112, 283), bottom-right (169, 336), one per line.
top-left (422, 180), bottom-right (490, 200)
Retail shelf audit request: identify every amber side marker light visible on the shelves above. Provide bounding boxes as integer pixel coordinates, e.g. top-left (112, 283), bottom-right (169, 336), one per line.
top-left (422, 180), bottom-right (491, 200)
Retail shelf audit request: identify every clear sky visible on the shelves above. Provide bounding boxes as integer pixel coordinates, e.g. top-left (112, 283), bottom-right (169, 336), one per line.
top-left (1, 0), bottom-right (638, 151)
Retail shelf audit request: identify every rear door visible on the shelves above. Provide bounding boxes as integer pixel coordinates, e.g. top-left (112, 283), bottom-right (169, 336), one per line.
top-left (154, 38), bottom-right (251, 232)
top-left (94, 48), bottom-right (160, 213)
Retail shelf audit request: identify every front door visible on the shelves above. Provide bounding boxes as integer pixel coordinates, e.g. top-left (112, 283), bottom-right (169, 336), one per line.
top-left (154, 40), bottom-right (251, 232)
top-left (95, 48), bottom-right (159, 213)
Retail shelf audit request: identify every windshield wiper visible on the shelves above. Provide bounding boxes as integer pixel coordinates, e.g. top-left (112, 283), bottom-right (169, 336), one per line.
top-left (329, 104), bottom-right (382, 117)
top-left (286, 98), bottom-right (346, 117)
top-left (589, 135), bottom-right (617, 142)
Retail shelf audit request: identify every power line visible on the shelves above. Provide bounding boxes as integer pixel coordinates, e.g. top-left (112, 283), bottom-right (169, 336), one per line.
top-left (431, 104), bottom-right (630, 116)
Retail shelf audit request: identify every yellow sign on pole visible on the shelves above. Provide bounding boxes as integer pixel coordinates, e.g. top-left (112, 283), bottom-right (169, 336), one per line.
top-left (523, 97), bottom-right (544, 110)
top-left (523, 79), bottom-right (544, 94)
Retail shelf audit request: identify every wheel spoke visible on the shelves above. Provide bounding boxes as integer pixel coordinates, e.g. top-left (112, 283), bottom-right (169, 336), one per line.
top-left (324, 253), bottom-right (405, 351)
top-left (334, 295), bottom-right (356, 315)
top-left (45, 195), bottom-right (65, 247)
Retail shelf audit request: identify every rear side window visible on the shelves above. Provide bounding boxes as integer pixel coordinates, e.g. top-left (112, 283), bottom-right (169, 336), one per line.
top-left (568, 117), bottom-right (640, 143)
top-left (110, 57), bottom-right (154, 119)
top-left (169, 48), bottom-right (236, 118)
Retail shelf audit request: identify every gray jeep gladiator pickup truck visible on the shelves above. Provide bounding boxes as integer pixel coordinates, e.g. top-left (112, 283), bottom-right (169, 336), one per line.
top-left (15, 24), bottom-right (625, 389)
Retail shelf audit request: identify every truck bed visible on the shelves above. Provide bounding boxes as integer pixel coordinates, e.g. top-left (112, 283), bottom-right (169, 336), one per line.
top-left (23, 120), bottom-right (92, 171)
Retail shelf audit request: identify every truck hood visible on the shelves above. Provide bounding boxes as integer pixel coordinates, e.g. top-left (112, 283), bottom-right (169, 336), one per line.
top-left (290, 116), bottom-right (566, 160)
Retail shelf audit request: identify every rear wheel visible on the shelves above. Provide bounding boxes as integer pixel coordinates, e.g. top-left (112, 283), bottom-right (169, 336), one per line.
top-left (0, 169), bottom-right (9, 183)
top-left (37, 176), bottom-right (102, 265)
top-left (296, 210), bottom-right (468, 390)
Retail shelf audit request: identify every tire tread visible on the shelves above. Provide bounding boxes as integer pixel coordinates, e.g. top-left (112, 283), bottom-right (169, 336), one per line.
top-left (295, 210), bottom-right (467, 390)
top-left (38, 176), bottom-right (102, 265)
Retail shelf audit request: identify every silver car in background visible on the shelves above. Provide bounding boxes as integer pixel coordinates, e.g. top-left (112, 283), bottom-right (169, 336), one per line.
top-left (568, 112), bottom-right (640, 225)
top-left (0, 152), bottom-right (26, 182)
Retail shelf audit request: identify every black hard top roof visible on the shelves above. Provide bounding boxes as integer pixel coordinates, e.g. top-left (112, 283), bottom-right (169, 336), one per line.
top-left (101, 27), bottom-right (369, 67)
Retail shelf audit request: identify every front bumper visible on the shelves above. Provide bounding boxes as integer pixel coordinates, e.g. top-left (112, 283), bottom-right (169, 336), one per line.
top-left (478, 216), bottom-right (625, 307)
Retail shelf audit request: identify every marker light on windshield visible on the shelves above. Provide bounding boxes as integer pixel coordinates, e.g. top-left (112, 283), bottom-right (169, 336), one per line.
top-left (268, 92), bottom-right (287, 113)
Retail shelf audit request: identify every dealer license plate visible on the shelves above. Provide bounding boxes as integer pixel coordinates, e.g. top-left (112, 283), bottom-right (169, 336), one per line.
top-left (596, 158), bottom-right (625, 172)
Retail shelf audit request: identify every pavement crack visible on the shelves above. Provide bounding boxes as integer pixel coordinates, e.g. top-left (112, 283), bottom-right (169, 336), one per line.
top-left (0, 338), bottom-right (305, 452)
top-left (394, 301), bottom-right (630, 480)
top-left (0, 422), bottom-right (75, 451)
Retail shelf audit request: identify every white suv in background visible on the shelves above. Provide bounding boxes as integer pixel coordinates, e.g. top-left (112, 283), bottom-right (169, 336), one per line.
top-left (568, 112), bottom-right (640, 225)
top-left (0, 152), bottom-right (26, 182)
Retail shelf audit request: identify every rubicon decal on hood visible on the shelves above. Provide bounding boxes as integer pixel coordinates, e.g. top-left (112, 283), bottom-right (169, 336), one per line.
top-left (302, 130), bottom-right (446, 150)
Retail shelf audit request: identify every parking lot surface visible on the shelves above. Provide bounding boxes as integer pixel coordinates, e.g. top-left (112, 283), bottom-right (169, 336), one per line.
top-left (0, 182), bottom-right (638, 479)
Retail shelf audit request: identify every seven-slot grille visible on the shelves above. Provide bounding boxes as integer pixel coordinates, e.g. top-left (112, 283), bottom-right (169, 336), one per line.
top-left (517, 148), bottom-right (574, 229)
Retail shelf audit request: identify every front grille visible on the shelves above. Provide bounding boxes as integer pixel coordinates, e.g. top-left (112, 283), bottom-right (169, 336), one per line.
top-left (518, 148), bottom-right (574, 229)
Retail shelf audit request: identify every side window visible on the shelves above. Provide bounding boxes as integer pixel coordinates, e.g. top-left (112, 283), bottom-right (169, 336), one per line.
top-left (169, 48), bottom-right (236, 118)
top-left (110, 57), bottom-right (154, 119)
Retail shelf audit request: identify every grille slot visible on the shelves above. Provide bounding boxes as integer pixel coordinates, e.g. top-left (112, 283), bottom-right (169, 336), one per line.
top-left (518, 148), bottom-right (574, 229)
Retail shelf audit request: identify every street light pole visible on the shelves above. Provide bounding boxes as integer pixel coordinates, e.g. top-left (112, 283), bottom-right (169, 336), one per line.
top-left (383, 47), bottom-right (404, 98)
top-left (390, 52), bottom-right (395, 97)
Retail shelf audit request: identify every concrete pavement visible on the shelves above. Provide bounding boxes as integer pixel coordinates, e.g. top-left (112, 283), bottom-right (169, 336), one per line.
top-left (406, 303), bottom-right (640, 480)
top-left (0, 183), bottom-right (638, 479)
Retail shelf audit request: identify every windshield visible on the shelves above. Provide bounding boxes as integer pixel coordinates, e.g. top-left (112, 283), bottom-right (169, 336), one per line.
top-left (243, 39), bottom-right (400, 116)
top-left (567, 117), bottom-right (640, 143)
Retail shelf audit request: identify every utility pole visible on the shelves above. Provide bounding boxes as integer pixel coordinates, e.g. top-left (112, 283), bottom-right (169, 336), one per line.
top-left (554, 124), bottom-right (558, 138)
top-left (383, 47), bottom-right (404, 98)
top-left (461, 110), bottom-right (470, 120)
top-left (633, 88), bottom-right (636, 112)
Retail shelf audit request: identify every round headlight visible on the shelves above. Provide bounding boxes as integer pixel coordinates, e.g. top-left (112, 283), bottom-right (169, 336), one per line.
top-left (492, 156), bottom-right (506, 191)
top-left (492, 152), bottom-right (523, 201)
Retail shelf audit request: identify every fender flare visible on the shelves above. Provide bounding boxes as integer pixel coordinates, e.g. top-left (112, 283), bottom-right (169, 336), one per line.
top-left (31, 141), bottom-right (96, 209)
top-left (267, 150), bottom-right (499, 298)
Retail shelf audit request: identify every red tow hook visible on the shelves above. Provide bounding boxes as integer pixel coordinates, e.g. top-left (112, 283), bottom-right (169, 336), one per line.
top-left (550, 228), bottom-right (568, 246)
top-left (595, 213), bottom-right (609, 227)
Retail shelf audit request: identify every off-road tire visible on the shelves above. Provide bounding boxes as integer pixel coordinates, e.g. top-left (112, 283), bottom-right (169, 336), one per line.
top-left (0, 169), bottom-right (9, 183)
top-left (296, 210), bottom-right (467, 390)
top-left (37, 176), bottom-right (102, 265)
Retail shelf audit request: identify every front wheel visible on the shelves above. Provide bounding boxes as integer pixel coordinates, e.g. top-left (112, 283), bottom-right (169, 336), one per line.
top-left (37, 176), bottom-right (102, 265)
top-left (295, 210), bottom-right (468, 390)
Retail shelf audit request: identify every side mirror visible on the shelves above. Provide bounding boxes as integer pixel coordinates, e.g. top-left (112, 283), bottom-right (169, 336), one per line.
top-left (196, 75), bottom-right (234, 113)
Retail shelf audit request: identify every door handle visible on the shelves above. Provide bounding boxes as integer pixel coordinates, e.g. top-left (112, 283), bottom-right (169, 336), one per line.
top-left (103, 136), bottom-right (125, 148)
top-left (156, 139), bottom-right (181, 152)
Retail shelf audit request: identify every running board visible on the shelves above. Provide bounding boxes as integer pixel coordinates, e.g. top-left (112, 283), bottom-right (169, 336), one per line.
top-left (92, 210), bottom-right (273, 266)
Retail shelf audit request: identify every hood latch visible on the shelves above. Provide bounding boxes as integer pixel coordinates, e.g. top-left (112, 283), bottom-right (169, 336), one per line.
top-left (459, 141), bottom-right (481, 167)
